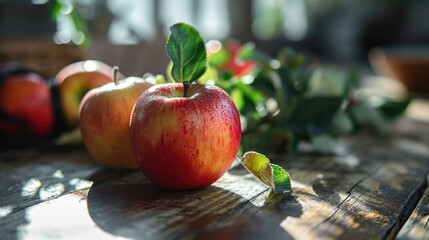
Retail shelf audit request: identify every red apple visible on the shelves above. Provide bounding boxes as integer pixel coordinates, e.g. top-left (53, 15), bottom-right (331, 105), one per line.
top-left (212, 39), bottom-right (256, 77)
top-left (130, 83), bottom-right (242, 190)
top-left (79, 69), bottom-right (153, 169)
top-left (55, 60), bottom-right (123, 130)
top-left (0, 65), bottom-right (54, 142)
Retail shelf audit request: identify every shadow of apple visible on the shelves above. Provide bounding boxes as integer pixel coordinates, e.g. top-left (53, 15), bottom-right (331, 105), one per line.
top-left (87, 170), bottom-right (303, 240)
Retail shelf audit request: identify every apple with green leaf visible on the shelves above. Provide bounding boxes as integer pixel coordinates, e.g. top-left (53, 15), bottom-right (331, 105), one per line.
top-left (55, 60), bottom-right (122, 130)
top-left (79, 67), bottom-right (153, 169)
top-left (130, 23), bottom-right (242, 190)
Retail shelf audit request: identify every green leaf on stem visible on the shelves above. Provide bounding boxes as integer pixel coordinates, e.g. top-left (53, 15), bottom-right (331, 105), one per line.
top-left (240, 151), bottom-right (292, 194)
top-left (166, 23), bottom-right (207, 83)
top-left (377, 95), bottom-right (413, 120)
top-left (287, 96), bottom-right (345, 136)
top-left (349, 101), bottom-right (387, 133)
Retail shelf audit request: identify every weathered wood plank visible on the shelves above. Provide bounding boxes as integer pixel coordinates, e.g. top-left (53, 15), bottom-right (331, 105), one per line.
top-left (0, 118), bottom-right (429, 240)
top-left (195, 137), bottom-right (429, 240)
top-left (0, 146), bottom-right (102, 221)
top-left (0, 188), bottom-right (125, 240)
top-left (397, 175), bottom-right (429, 240)
top-left (0, 169), bottom-right (268, 240)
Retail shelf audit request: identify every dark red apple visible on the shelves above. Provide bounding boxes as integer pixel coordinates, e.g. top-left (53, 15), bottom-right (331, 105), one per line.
top-left (0, 65), bottom-right (54, 142)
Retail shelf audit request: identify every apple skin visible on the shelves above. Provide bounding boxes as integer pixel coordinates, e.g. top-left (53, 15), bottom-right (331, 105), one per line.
top-left (130, 83), bottom-right (242, 190)
top-left (55, 60), bottom-right (123, 130)
top-left (79, 77), bottom-right (153, 169)
top-left (0, 70), bottom-right (54, 140)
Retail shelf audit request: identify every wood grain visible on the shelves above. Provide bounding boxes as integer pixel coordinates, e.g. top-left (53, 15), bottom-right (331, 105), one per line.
top-left (0, 118), bottom-right (429, 240)
top-left (397, 174), bottom-right (429, 240)
top-left (0, 146), bottom-right (102, 239)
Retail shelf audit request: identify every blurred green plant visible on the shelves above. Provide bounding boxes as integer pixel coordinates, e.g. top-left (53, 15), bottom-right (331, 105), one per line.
top-left (45, 0), bottom-right (91, 48)
top-left (200, 40), bottom-right (412, 156)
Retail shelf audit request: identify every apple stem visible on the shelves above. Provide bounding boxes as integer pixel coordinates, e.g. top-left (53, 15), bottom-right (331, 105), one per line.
top-left (183, 81), bottom-right (190, 98)
top-left (112, 66), bottom-right (119, 85)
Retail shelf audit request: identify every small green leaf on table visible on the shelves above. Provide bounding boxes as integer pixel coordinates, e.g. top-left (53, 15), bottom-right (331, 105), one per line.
top-left (240, 151), bottom-right (292, 194)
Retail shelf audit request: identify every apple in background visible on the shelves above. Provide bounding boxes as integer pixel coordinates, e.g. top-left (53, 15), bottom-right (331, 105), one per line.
top-left (130, 83), bottom-right (242, 190)
top-left (79, 67), bottom-right (153, 169)
top-left (0, 64), bottom-right (54, 142)
top-left (208, 39), bottom-right (256, 77)
top-left (55, 60), bottom-right (123, 130)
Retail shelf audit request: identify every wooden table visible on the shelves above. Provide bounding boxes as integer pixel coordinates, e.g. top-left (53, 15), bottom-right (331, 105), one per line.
top-left (1, 103), bottom-right (429, 240)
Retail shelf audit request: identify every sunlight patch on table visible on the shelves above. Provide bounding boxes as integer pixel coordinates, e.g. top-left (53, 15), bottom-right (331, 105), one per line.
top-left (0, 205), bottom-right (13, 219)
top-left (69, 178), bottom-right (93, 190)
top-left (17, 190), bottom-right (129, 240)
top-left (52, 170), bottom-right (65, 179)
top-left (39, 183), bottom-right (65, 201)
top-left (21, 178), bottom-right (42, 197)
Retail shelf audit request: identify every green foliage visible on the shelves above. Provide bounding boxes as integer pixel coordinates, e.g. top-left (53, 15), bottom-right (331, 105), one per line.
top-left (48, 0), bottom-right (91, 48)
top-left (166, 23), bottom-right (207, 84)
top-left (159, 24), bottom-right (412, 157)
top-left (208, 43), bottom-right (412, 156)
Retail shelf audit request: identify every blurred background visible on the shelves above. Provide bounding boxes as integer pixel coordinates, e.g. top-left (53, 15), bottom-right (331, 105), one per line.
top-left (1, 0), bottom-right (428, 78)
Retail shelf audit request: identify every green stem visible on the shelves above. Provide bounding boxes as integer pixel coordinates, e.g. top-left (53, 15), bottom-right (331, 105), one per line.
top-left (183, 81), bottom-right (190, 97)
top-left (112, 66), bottom-right (119, 85)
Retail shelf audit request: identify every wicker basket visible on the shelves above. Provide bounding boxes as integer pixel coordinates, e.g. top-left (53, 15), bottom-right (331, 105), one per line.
top-left (0, 38), bottom-right (85, 78)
